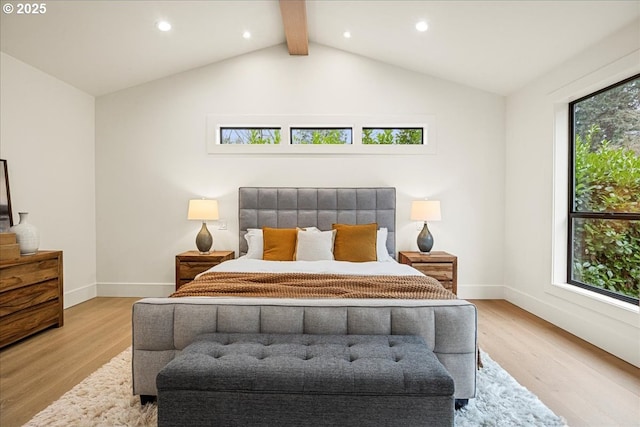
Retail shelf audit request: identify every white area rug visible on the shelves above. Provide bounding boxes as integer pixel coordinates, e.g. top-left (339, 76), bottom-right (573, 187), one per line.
top-left (24, 348), bottom-right (567, 426)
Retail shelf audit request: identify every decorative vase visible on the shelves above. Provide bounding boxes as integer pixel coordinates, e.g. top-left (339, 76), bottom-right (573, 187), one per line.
top-left (417, 221), bottom-right (434, 253)
top-left (10, 212), bottom-right (40, 255)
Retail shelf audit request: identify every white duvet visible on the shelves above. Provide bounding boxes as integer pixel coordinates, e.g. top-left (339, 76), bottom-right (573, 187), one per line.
top-left (199, 256), bottom-right (424, 278)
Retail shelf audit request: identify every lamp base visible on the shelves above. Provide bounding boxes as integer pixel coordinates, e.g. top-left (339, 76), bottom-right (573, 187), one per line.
top-left (416, 222), bottom-right (434, 253)
top-left (195, 222), bottom-right (213, 254)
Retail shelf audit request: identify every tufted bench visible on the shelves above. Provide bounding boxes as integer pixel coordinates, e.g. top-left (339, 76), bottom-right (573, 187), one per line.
top-left (156, 333), bottom-right (454, 427)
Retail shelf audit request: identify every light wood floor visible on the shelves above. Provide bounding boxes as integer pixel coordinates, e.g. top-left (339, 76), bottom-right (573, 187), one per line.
top-left (473, 300), bottom-right (639, 427)
top-left (0, 297), bottom-right (139, 427)
top-left (1, 298), bottom-right (638, 427)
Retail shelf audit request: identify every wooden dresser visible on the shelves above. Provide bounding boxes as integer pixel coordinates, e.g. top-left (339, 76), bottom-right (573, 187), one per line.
top-left (0, 251), bottom-right (64, 348)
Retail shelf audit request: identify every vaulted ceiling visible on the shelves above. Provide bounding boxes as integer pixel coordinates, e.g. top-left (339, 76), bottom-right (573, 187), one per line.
top-left (1, 1), bottom-right (638, 96)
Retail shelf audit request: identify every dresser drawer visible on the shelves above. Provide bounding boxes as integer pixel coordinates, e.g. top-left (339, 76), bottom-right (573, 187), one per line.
top-left (0, 279), bottom-right (60, 317)
top-left (0, 258), bottom-right (59, 292)
top-left (0, 300), bottom-right (60, 347)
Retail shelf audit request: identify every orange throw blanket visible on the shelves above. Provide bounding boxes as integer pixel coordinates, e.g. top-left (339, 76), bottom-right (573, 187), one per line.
top-left (170, 272), bottom-right (456, 300)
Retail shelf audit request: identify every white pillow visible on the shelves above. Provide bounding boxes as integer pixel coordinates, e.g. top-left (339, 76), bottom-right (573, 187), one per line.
top-left (301, 226), bottom-right (320, 233)
top-left (245, 227), bottom-right (321, 259)
top-left (244, 228), bottom-right (263, 259)
top-left (377, 228), bottom-right (394, 262)
top-left (295, 229), bottom-right (336, 261)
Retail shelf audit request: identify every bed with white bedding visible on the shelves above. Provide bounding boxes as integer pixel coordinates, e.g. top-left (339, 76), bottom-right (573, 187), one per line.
top-left (199, 257), bottom-right (426, 276)
top-left (131, 187), bottom-right (477, 402)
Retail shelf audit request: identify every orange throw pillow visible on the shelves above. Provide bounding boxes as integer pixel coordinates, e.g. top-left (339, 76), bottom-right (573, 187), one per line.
top-left (263, 227), bottom-right (297, 261)
top-left (332, 223), bottom-right (378, 262)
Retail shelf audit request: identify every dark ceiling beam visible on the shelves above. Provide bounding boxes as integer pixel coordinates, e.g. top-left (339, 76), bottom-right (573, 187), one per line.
top-left (279, 0), bottom-right (309, 55)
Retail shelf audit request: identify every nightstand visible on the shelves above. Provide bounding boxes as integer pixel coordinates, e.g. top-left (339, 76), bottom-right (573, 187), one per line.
top-left (175, 250), bottom-right (235, 290)
top-left (398, 251), bottom-right (458, 295)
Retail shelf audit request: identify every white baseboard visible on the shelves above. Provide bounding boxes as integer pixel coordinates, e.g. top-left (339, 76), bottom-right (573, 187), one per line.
top-left (457, 284), bottom-right (504, 299)
top-left (97, 282), bottom-right (175, 298)
top-left (504, 286), bottom-right (639, 367)
top-left (64, 283), bottom-right (97, 309)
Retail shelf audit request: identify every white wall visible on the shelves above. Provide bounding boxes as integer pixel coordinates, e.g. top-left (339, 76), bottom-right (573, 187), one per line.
top-left (95, 43), bottom-right (505, 298)
top-left (504, 21), bottom-right (640, 367)
top-left (0, 52), bottom-right (96, 307)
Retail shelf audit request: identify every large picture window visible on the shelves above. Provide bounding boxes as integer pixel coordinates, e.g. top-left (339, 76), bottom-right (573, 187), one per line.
top-left (568, 74), bottom-right (639, 305)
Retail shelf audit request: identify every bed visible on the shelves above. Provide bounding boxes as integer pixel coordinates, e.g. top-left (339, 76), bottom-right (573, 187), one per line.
top-left (132, 187), bottom-right (477, 402)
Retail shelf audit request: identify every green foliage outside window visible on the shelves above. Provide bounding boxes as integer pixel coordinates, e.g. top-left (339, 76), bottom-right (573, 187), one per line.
top-left (573, 80), bottom-right (640, 153)
top-left (222, 127), bottom-right (424, 146)
top-left (249, 129), bottom-right (281, 145)
top-left (572, 126), bottom-right (640, 299)
top-left (570, 75), bottom-right (639, 303)
top-left (574, 128), bottom-right (640, 213)
top-left (291, 129), bottom-right (351, 144)
top-left (221, 128), bottom-right (280, 144)
top-left (362, 128), bottom-right (422, 145)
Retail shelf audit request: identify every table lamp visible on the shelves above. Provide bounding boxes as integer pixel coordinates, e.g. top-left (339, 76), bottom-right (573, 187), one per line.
top-left (187, 199), bottom-right (219, 254)
top-left (410, 200), bottom-right (441, 253)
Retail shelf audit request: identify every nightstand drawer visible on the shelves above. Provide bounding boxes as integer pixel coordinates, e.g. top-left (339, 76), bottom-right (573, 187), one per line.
top-left (412, 263), bottom-right (453, 281)
top-left (438, 280), bottom-right (454, 292)
top-left (175, 250), bottom-right (235, 290)
top-left (179, 262), bottom-right (219, 280)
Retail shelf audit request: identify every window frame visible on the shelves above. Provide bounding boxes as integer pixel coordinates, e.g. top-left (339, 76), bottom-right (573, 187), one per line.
top-left (219, 127), bottom-right (281, 145)
top-left (206, 115), bottom-right (436, 155)
top-left (567, 74), bottom-right (640, 305)
top-left (289, 127), bottom-right (353, 145)
top-left (362, 127), bottom-right (424, 145)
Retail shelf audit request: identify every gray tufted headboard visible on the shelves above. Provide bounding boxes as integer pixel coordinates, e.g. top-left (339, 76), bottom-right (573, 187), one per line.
top-left (238, 187), bottom-right (396, 257)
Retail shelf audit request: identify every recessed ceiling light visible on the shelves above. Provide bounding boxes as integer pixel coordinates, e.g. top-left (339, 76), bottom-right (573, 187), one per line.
top-left (343, 31), bottom-right (351, 39)
top-left (156, 21), bottom-right (172, 32)
top-left (242, 31), bottom-right (251, 39)
top-left (415, 21), bottom-right (428, 32)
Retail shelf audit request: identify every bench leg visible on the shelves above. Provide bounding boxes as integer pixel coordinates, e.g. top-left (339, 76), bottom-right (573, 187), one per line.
top-left (455, 399), bottom-right (469, 410)
top-left (140, 395), bottom-right (157, 405)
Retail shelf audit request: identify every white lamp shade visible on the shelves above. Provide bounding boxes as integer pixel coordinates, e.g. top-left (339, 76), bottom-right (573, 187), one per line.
top-left (188, 199), bottom-right (219, 221)
top-left (410, 200), bottom-right (441, 221)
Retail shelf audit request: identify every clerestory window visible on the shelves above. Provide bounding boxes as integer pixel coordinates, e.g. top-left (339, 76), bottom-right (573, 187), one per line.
top-left (290, 128), bottom-right (352, 145)
top-left (362, 128), bottom-right (423, 145)
top-left (220, 128), bottom-right (281, 144)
